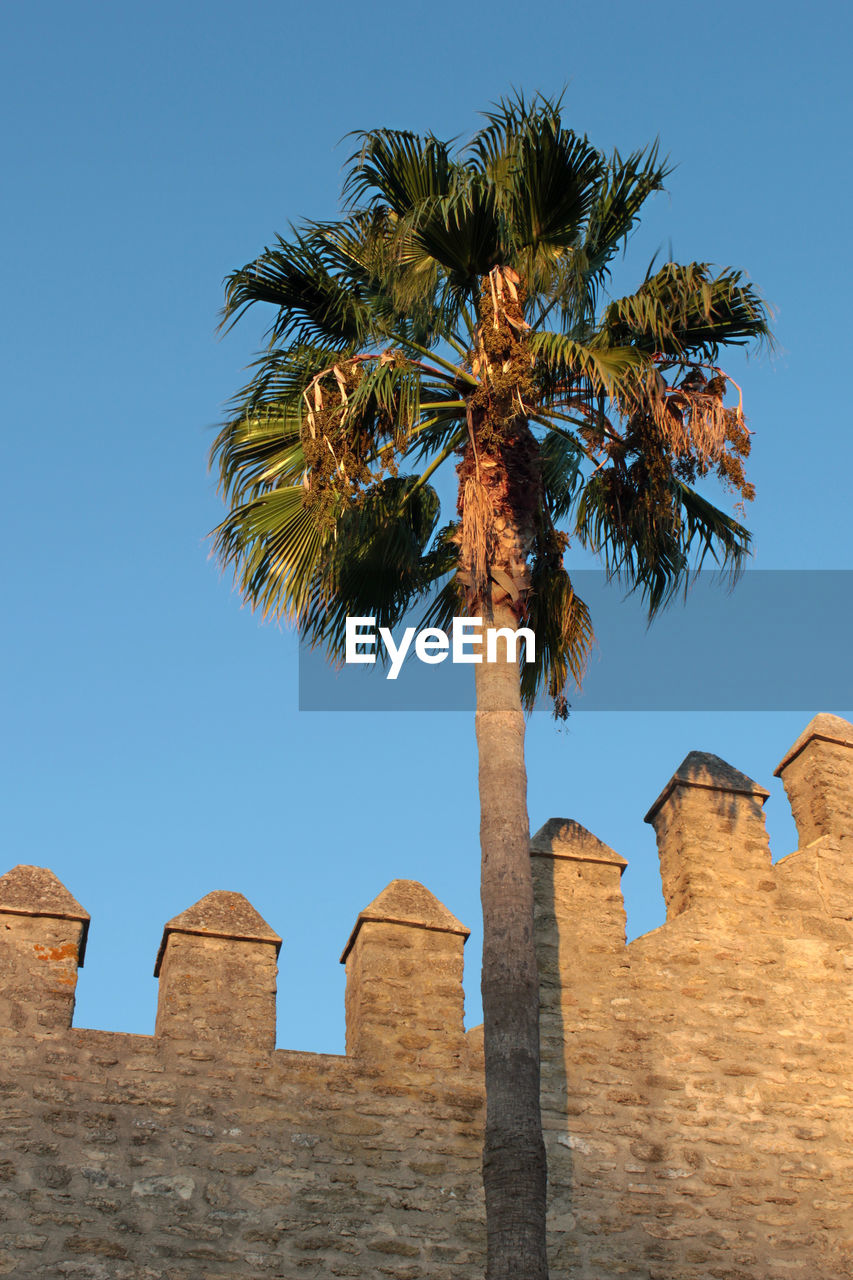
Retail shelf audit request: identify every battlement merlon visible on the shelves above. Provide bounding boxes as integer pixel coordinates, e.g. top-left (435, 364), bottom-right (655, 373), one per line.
top-left (340, 879), bottom-right (469, 1067)
top-left (644, 751), bottom-right (773, 920)
top-left (530, 819), bottom-right (627, 964)
top-left (772, 714), bottom-right (853, 923)
top-left (774, 712), bottom-right (853, 846)
top-left (154, 890), bottom-right (282, 1052)
top-left (3, 713), bottom-right (850, 1052)
top-left (0, 865), bottom-right (90, 1031)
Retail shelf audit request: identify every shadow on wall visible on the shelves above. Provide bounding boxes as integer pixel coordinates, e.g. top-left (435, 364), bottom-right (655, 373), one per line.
top-left (528, 712), bottom-right (853, 1277)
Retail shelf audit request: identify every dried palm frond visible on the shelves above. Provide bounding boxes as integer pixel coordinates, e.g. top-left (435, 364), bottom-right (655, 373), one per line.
top-left (461, 473), bottom-right (496, 605)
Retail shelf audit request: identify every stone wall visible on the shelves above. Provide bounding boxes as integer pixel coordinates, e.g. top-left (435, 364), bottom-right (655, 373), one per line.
top-left (1, 714), bottom-right (851, 1279)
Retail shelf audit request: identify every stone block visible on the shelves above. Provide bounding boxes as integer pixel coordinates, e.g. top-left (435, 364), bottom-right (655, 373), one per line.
top-left (0, 865), bottom-right (89, 1031)
top-left (530, 818), bottom-right (627, 973)
top-left (154, 891), bottom-right (281, 1052)
top-left (645, 752), bottom-right (772, 920)
top-left (774, 713), bottom-right (853, 846)
top-left (341, 880), bottom-right (468, 1066)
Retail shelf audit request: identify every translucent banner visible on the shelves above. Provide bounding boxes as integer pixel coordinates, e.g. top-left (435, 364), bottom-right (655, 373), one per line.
top-left (298, 570), bottom-right (853, 712)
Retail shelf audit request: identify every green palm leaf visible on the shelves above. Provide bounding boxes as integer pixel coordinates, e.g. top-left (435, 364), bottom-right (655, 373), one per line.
top-left (520, 565), bottom-right (594, 713)
top-left (212, 485), bottom-right (328, 621)
top-left (530, 330), bottom-right (647, 401)
top-left (582, 145), bottom-right (670, 282)
top-left (210, 408), bottom-right (304, 505)
top-left (344, 129), bottom-right (454, 212)
top-left (221, 230), bottom-right (373, 349)
top-left (575, 467), bottom-right (751, 616)
top-left (302, 477), bottom-right (448, 658)
top-left (603, 262), bottom-right (770, 359)
top-left (539, 429), bottom-right (586, 520)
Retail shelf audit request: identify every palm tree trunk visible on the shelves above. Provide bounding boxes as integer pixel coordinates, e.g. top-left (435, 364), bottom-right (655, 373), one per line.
top-left (476, 601), bottom-right (548, 1280)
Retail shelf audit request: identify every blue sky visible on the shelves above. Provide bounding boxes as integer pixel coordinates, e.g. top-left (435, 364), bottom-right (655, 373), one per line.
top-left (2, 0), bottom-right (851, 1052)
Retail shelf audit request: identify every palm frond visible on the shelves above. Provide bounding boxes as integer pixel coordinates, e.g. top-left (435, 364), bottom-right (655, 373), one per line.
top-left (407, 412), bottom-right (468, 463)
top-left (520, 566), bottom-right (594, 713)
top-left (575, 466), bottom-right (751, 616)
top-left (539, 429), bottom-right (586, 520)
top-left (228, 341), bottom-right (347, 416)
top-left (675, 478), bottom-right (752, 576)
top-left (302, 477), bottom-right (450, 658)
top-left (529, 330), bottom-right (647, 401)
top-left (603, 262), bottom-right (771, 359)
top-left (398, 178), bottom-right (504, 282)
top-left (211, 408), bottom-right (304, 505)
top-left (582, 145), bottom-right (670, 282)
top-left (343, 129), bottom-right (454, 212)
top-left (320, 209), bottom-right (460, 345)
top-left (212, 485), bottom-right (328, 621)
top-left (221, 228), bottom-right (375, 349)
top-left (500, 115), bottom-right (603, 255)
top-left (468, 93), bottom-right (604, 302)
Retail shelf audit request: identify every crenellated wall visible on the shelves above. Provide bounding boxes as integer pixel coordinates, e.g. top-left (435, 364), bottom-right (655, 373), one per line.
top-left (1, 714), bottom-right (851, 1279)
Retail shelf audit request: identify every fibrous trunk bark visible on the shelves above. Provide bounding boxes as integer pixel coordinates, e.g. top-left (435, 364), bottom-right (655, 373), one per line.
top-left (476, 605), bottom-right (548, 1280)
top-left (465, 270), bottom-right (548, 1278)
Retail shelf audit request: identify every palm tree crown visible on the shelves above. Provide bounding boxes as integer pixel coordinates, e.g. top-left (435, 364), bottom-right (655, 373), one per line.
top-left (213, 93), bottom-right (769, 714)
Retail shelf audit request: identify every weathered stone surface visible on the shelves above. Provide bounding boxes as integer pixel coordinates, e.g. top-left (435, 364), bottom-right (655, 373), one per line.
top-left (645, 750), bottom-right (770, 818)
top-left (340, 879), bottom-right (469, 962)
top-left (343, 882), bottom-right (470, 1067)
top-left (0, 715), bottom-right (850, 1279)
top-left (775, 712), bottom-right (853, 772)
top-left (530, 818), bottom-right (627, 868)
top-left (0, 868), bottom-right (89, 1033)
top-left (154, 891), bottom-right (281, 1053)
top-left (774, 712), bottom-right (853, 844)
top-left (154, 891), bottom-right (282, 974)
top-left (532, 819), bottom-right (628, 972)
top-left (0, 864), bottom-right (89, 959)
top-left (645, 751), bottom-right (773, 921)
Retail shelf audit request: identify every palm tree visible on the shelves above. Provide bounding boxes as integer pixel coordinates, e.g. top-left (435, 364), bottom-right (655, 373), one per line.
top-left (211, 94), bottom-right (769, 1280)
